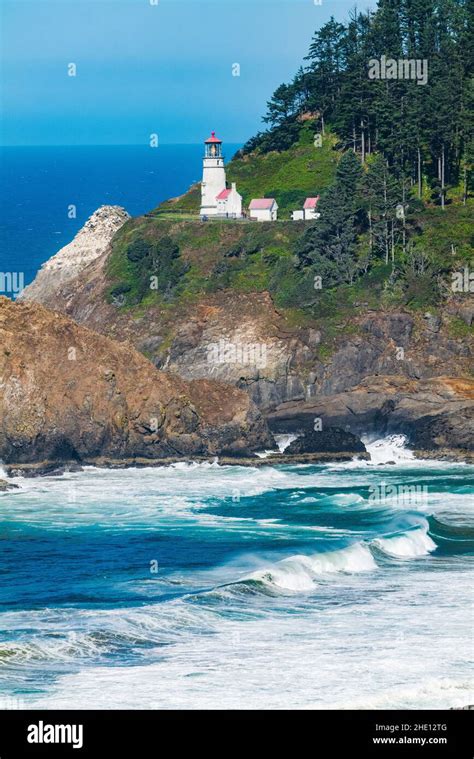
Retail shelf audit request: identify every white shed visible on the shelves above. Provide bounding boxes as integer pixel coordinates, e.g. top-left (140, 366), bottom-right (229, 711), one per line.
top-left (291, 210), bottom-right (305, 221)
top-left (303, 196), bottom-right (320, 220)
top-left (249, 198), bottom-right (278, 222)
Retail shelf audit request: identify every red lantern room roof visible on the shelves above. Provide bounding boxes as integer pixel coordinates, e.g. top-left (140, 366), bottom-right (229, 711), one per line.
top-left (205, 131), bottom-right (222, 144)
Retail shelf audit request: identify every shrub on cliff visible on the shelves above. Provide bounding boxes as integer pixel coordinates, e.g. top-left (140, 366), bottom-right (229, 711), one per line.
top-left (126, 238), bottom-right (152, 263)
top-left (117, 234), bottom-right (189, 304)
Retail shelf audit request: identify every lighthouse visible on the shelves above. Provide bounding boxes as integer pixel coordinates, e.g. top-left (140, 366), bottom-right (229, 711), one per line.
top-left (200, 132), bottom-right (242, 218)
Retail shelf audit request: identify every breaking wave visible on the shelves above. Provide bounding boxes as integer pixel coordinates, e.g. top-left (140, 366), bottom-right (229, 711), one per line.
top-left (236, 542), bottom-right (377, 593)
top-left (371, 525), bottom-right (436, 558)
top-left (221, 523), bottom-right (444, 596)
top-left (274, 433), bottom-right (299, 453)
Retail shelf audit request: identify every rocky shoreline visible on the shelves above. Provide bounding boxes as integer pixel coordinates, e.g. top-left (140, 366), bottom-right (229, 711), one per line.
top-left (1, 296), bottom-right (471, 477)
top-left (4, 445), bottom-right (474, 481)
top-left (1, 450), bottom-right (370, 478)
top-left (268, 376), bottom-right (474, 459)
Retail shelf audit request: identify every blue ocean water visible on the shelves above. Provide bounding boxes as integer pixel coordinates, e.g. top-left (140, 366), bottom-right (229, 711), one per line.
top-left (0, 144), bottom-right (240, 288)
top-left (0, 438), bottom-right (473, 709)
top-left (0, 152), bottom-right (473, 709)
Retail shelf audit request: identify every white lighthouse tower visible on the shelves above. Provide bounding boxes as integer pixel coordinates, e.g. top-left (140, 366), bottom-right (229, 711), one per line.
top-left (200, 131), bottom-right (242, 218)
top-left (200, 132), bottom-right (226, 217)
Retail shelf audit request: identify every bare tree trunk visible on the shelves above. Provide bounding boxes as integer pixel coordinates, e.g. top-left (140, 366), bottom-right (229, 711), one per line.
top-left (321, 114), bottom-right (325, 136)
top-left (402, 180), bottom-right (407, 256)
top-left (368, 209), bottom-right (373, 252)
top-left (383, 170), bottom-right (389, 265)
top-left (441, 144), bottom-right (445, 209)
top-left (417, 147), bottom-right (422, 198)
top-left (360, 116), bottom-right (366, 162)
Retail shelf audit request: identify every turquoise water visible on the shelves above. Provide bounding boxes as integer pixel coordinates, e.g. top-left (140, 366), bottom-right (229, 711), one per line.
top-left (0, 439), bottom-right (473, 709)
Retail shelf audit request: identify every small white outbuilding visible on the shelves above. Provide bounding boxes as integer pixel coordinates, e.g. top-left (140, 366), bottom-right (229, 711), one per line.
top-left (291, 210), bottom-right (305, 221)
top-left (303, 196), bottom-right (320, 220)
top-left (249, 198), bottom-right (278, 222)
top-left (291, 196), bottom-right (321, 221)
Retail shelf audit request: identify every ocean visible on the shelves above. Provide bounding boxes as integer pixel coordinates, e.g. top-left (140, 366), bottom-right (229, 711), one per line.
top-left (0, 437), bottom-right (473, 710)
top-left (0, 146), bottom-right (472, 710)
top-left (0, 144), bottom-right (240, 289)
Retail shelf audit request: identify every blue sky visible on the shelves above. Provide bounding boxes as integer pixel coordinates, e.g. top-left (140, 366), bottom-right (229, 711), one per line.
top-left (1, 0), bottom-right (376, 146)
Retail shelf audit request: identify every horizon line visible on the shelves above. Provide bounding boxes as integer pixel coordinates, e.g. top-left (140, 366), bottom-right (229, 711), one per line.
top-left (0, 142), bottom-right (244, 148)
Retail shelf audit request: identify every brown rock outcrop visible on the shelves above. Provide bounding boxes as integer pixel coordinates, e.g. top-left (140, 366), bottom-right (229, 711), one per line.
top-left (0, 298), bottom-right (273, 468)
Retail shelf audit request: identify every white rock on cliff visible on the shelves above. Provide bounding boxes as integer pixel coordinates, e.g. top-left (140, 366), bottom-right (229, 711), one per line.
top-left (20, 205), bottom-right (130, 304)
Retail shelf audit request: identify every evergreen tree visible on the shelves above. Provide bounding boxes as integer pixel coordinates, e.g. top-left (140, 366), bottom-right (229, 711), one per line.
top-left (304, 18), bottom-right (346, 134)
top-left (363, 154), bottom-right (403, 264)
top-left (242, 0), bottom-right (472, 296)
top-left (263, 83), bottom-right (299, 127)
top-left (336, 150), bottom-right (365, 208)
top-left (296, 152), bottom-right (365, 286)
top-left (244, 0), bottom-right (471, 206)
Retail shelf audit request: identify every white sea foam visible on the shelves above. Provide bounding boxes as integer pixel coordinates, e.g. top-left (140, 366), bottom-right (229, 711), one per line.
top-left (4, 449), bottom-right (472, 532)
top-left (325, 433), bottom-right (469, 472)
top-left (274, 433), bottom-right (299, 453)
top-left (3, 450), bottom-right (471, 711)
top-left (23, 562), bottom-right (474, 710)
top-left (255, 434), bottom-right (300, 459)
top-left (365, 434), bottom-right (416, 464)
top-left (312, 678), bottom-right (474, 710)
top-left (238, 524), bottom-right (437, 594)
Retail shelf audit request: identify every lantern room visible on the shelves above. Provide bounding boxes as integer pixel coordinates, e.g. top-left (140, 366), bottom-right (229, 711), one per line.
top-left (204, 131), bottom-right (222, 159)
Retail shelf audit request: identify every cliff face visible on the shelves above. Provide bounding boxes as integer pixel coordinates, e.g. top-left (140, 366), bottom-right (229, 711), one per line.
top-left (20, 209), bottom-right (474, 458)
top-left (19, 206), bottom-right (130, 307)
top-left (22, 230), bottom-right (474, 402)
top-left (269, 376), bottom-right (474, 458)
top-left (0, 298), bottom-right (273, 468)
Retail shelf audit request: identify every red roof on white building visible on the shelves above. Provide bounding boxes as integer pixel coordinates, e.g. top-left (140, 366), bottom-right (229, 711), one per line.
top-left (216, 189), bottom-right (231, 200)
top-left (303, 196), bottom-right (320, 209)
top-left (205, 131), bottom-right (222, 143)
top-left (249, 198), bottom-right (276, 210)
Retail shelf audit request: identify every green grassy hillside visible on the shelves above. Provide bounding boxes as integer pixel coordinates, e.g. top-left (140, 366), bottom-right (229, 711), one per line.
top-left (107, 215), bottom-right (304, 308)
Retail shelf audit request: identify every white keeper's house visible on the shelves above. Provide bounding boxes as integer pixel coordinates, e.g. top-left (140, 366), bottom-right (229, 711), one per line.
top-left (200, 132), bottom-right (243, 219)
top-left (248, 198), bottom-right (278, 222)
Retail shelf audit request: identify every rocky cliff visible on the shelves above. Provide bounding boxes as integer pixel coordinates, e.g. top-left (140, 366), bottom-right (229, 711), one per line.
top-left (19, 206), bottom-right (130, 307)
top-left (269, 376), bottom-right (474, 459)
top-left (0, 298), bottom-right (273, 470)
top-left (21, 207), bottom-right (473, 460)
